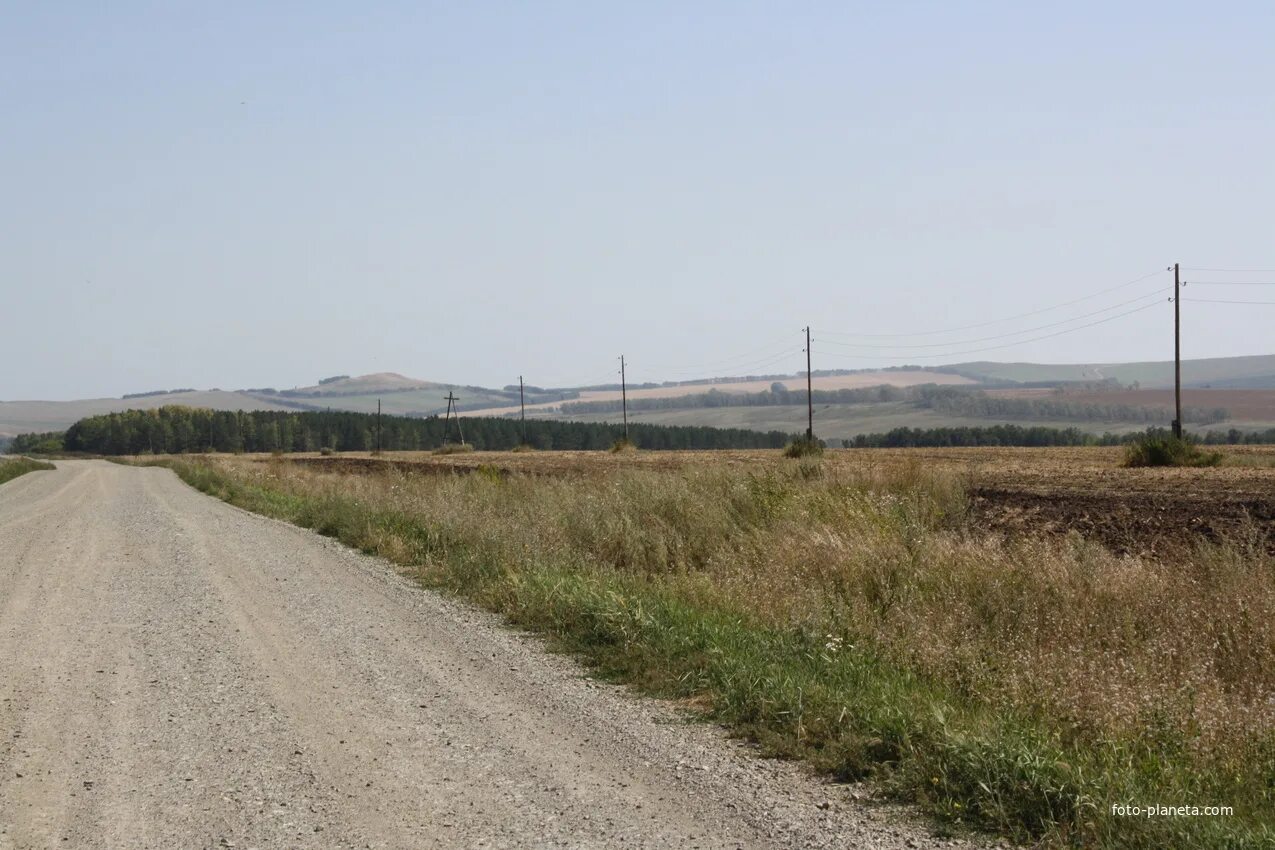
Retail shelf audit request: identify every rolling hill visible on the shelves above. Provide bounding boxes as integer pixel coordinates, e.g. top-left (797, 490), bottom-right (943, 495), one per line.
top-left (5, 356), bottom-right (1275, 445)
top-left (940, 353), bottom-right (1275, 389)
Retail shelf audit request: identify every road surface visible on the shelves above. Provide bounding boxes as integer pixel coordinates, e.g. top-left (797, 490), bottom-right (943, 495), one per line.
top-left (0, 461), bottom-right (960, 849)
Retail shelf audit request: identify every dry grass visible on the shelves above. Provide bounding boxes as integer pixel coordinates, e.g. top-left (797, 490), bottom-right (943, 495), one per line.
top-left (152, 452), bottom-right (1275, 848)
top-left (0, 456), bottom-right (56, 485)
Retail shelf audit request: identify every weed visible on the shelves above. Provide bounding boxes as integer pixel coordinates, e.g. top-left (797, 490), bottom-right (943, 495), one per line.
top-left (0, 456), bottom-right (56, 486)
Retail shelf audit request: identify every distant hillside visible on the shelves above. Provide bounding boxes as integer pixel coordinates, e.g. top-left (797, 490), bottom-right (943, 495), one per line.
top-left (275, 372), bottom-right (438, 396)
top-left (5, 355), bottom-right (1275, 441)
top-left (0, 391), bottom-right (292, 438)
top-left (940, 354), bottom-right (1275, 389)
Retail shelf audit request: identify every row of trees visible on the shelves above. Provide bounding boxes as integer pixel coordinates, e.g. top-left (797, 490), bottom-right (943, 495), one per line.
top-left (7, 431), bottom-right (64, 454)
top-left (917, 388), bottom-right (1229, 425)
top-left (49, 406), bottom-right (791, 455)
top-left (844, 425), bottom-right (1275, 448)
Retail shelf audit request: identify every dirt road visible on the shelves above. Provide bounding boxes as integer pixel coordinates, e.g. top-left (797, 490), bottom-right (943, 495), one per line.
top-left (0, 461), bottom-right (958, 849)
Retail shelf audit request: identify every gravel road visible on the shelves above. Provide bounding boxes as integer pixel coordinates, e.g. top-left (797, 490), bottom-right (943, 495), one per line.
top-left (0, 461), bottom-right (973, 849)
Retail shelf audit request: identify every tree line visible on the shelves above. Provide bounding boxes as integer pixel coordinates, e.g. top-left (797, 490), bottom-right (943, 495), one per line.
top-left (32, 406), bottom-right (791, 455)
top-left (844, 425), bottom-right (1275, 448)
top-left (916, 387), bottom-right (1228, 425)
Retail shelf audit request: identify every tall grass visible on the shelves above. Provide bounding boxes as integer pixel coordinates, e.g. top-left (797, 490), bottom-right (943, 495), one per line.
top-left (152, 455), bottom-right (1274, 848)
top-left (0, 456), bottom-right (55, 486)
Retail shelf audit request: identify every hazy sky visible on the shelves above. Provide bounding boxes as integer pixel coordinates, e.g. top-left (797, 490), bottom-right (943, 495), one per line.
top-left (3, 2), bottom-right (1273, 400)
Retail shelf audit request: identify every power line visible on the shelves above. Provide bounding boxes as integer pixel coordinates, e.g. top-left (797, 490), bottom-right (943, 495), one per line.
top-left (1182, 280), bottom-right (1275, 286)
top-left (645, 333), bottom-right (800, 374)
top-left (818, 289), bottom-right (1166, 350)
top-left (1184, 298), bottom-right (1275, 305)
top-left (1182, 267), bottom-right (1275, 273)
top-left (816, 301), bottom-right (1163, 361)
top-left (818, 268), bottom-right (1166, 339)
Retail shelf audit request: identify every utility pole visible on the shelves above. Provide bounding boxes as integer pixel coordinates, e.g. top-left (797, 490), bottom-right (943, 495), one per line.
top-left (1173, 263), bottom-right (1182, 439)
top-left (376, 398), bottom-right (382, 455)
top-left (804, 326), bottom-right (814, 442)
top-left (442, 391), bottom-right (462, 446)
top-left (519, 375), bottom-right (527, 445)
top-left (619, 355), bottom-right (629, 441)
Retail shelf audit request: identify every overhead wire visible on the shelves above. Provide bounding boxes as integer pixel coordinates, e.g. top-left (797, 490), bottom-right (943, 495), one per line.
top-left (1182, 267), bottom-right (1275, 273)
top-left (816, 301), bottom-right (1163, 361)
top-left (1182, 281), bottom-right (1275, 286)
top-left (644, 332), bottom-right (800, 374)
top-left (817, 289), bottom-right (1167, 350)
top-left (818, 268), bottom-right (1167, 339)
top-left (1184, 298), bottom-right (1275, 306)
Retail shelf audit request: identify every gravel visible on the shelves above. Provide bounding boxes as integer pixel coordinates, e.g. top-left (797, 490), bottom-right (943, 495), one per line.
top-left (0, 460), bottom-right (983, 849)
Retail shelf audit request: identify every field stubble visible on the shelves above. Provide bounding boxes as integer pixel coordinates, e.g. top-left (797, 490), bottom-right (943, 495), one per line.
top-left (149, 447), bottom-right (1275, 849)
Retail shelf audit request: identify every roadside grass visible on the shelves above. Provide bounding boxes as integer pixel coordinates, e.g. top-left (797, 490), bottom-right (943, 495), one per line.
top-left (142, 455), bottom-right (1274, 849)
top-left (0, 456), bottom-right (56, 486)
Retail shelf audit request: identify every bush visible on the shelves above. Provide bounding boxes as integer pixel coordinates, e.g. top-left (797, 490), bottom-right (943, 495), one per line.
top-left (610, 437), bottom-right (637, 453)
top-left (783, 436), bottom-right (824, 458)
top-left (1123, 435), bottom-right (1223, 468)
top-left (319, 447), bottom-right (335, 456)
top-left (434, 443), bottom-right (475, 455)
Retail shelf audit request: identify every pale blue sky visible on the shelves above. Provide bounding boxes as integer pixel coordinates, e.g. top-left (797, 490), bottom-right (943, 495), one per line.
top-left (3, 2), bottom-right (1273, 399)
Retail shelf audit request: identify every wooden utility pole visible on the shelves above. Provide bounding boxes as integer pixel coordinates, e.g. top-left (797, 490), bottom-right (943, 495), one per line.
top-left (442, 391), bottom-right (463, 446)
top-left (619, 355), bottom-right (629, 441)
top-left (519, 375), bottom-right (527, 445)
top-left (804, 326), bottom-right (814, 442)
top-left (1173, 263), bottom-right (1182, 439)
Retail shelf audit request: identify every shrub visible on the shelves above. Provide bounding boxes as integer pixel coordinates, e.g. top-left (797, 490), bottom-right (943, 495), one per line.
top-left (610, 437), bottom-right (637, 453)
top-left (433, 443), bottom-right (475, 455)
top-left (319, 447), bottom-right (335, 456)
top-left (784, 436), bottom-right (824, 458)
top-left (1123, 434), bottom-right (1223, 468)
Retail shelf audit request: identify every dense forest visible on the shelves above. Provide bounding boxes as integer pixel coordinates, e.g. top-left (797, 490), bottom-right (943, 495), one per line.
top-left (561, 384), bottom-right (1228, 425)
top-left (27, 406), bottom-right (791, 455)
top-left (6, 431), bottom-right (64, 454)
top-left (844, 425), bottom-right (1275, 448)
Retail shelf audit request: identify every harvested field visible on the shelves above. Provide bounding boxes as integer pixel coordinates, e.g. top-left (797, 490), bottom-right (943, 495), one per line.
top-left (462, 370), bottom-right (975, 417)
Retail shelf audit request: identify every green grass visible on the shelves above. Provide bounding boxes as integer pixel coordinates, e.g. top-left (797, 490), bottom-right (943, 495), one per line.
top-left (138, 456), bottom-right (1274, 849)
top-left (0, 456), bottom-right (56, 486)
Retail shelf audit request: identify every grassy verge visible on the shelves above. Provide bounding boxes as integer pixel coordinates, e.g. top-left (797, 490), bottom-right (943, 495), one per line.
top-left (0, 456), bottom-right (56, 486)
top-left (142, 455), bottom-right (1273, 849)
